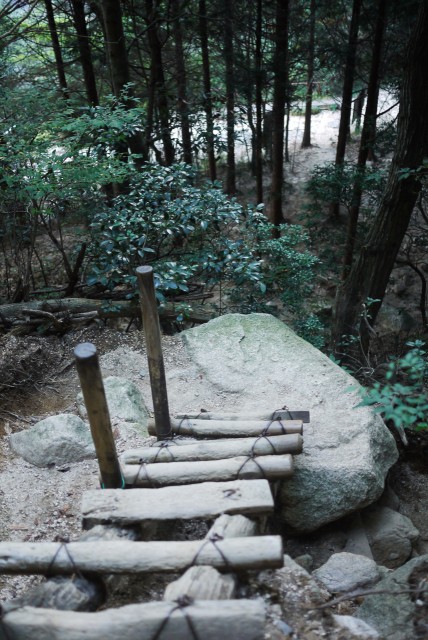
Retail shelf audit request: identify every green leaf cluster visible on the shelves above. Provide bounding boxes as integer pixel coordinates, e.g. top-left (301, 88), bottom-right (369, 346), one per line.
top-left (357, 340), bottom-right (428, 444)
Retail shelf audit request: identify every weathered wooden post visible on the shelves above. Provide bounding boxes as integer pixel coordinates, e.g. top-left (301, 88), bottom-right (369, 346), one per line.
top-left (74, 342), bottom-right (123, 488)
top-left (136, 266), bottom-right (172, 440)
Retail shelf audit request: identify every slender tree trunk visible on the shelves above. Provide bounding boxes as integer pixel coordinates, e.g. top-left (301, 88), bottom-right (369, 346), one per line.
top-left (342, 0), bottom-right (387, 279)
top-left (255, 0), bottom-right (263, 203)
top-left (301, 0), bottom-right (316, 149)
top-left (199, 0), bottom-right (216, 181)
top-left (333, 0), bottom-right (428, 355)
top-left (269, 0), bottom-right (289, 230)
top-left (100, 0), bottom-right (146, 164)
top-left (145, 0), bottom-right (175, 166)
top-left (172, 0), bottom-right (192, 164)
top-left (70, 0), bottom-right (99, 106)
top-left (330, 0), bottom-right (362, 218)
top-left (224, 0), bottom-right (235, 194)
top-left (44, 0), bottom-right (69, 99)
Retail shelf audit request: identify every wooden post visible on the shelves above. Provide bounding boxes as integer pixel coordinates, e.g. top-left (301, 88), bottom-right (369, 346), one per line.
top-left (74, 343), bottom-right (123, 489)
top-left (136, 266), bottom-right (172, 440)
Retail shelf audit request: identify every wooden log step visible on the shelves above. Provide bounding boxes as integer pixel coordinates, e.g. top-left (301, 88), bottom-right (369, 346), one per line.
top-left (0, 599), bottom-right (266, 640)
top-left (207, 513), bottom-right (258, 539)
top-left (175, 410), bottom-right (310, 423)
top-left (121, 434), bottom-right (303, 465)
top-left (0, 536), bottom-right (283, 575)
top-left (147, 417), bottom-right (303, 438)
top-left (164, 514), bottom-right (259, 602)
top-left (164, 565), bottom-right (236, 601)
top-left (81, 479), bottom-right (274, 528)
top-left (122, 454), bottom-right (294, 487)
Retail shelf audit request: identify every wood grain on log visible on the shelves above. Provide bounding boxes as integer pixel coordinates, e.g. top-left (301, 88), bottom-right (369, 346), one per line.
top-left (0, 536), bottom-right (283, 574)
top-left (175, 410), bottom-right (310, 423)
top-left (81, 480), bottom-right (274, 528)
top-left (122, 454), bottom-right (294, 487)
top-left (164, 566), bottom-right (236, 601)
top-left (121, 434), bottom-right (303, 465)
top-left (147, 417), bottom-right (303, 438)
top-left (0, 599), bottom-right (266, 640)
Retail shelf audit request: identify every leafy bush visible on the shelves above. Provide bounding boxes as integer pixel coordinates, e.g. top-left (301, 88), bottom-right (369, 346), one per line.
top-left (357, 340), bottom-right (428, 444)
top-left (88, 164), bottom-right (320, 322)
top-left (306, 161), bottom-right (386, 215)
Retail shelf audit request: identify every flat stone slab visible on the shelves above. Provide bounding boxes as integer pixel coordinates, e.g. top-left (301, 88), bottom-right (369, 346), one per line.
top-left (10, 414), bottom-right (95, 468)
top-left (181, 314), bottom-right (398, 532)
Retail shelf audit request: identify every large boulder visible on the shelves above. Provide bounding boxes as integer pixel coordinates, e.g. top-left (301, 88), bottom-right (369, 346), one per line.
top-left (181, 314), bottom-right (398, 532)
top-left (9, 414), bottom-right (95, 467)
top-left (77, 376), bottom-right (149, 436)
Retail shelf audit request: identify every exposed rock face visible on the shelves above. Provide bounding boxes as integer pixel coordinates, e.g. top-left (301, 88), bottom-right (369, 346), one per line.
top-left (77, 376), bottom-right (149, 436)
top-left (313, 552), bottom-right (381, 593)
top-left (9, 414), bottom-right (95, 467)
top-left (181, 313), bottom-right (398, 532)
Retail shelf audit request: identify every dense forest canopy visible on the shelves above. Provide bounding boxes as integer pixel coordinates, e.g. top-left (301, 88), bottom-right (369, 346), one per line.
top-left (0, 0), bottom-right (427, 373)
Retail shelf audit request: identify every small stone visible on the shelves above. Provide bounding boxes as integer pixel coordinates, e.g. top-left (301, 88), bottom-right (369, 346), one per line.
top-left (313, 552), bottom-right (380, 594)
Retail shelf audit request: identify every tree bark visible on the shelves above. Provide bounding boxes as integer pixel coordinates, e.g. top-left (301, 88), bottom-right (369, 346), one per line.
top-left (145, 0), bottom-right (175, 166)
top-left (70, 0), bottom-right (99, 106)
top-left (199, 0), bottom-right (216, 181)
top-left (44, 0), bottom-right (69, 99)
top-left (330, 0), bottom-right (362, 218)
top-left (301, 0), bottom-right (316, 149)
top-left (343, 0), bottom-right (387, 278)
top-left (172, 0), bottom-right (192, 164)
top-left (100, 0), bottom-right (146, 162)
top-left (255, 0), bottom-right (263, 203)
top-left (224, 0), bottom-right (236, 194)
top-left (333, 0), bottom-right (428, 355)
top-left (269, 0), bottom-right (289, 230)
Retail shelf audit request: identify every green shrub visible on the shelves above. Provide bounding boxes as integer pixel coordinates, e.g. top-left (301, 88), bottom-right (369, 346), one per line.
top-left (88, 165), bottom-right (320, 323)
top-left (357, 340), bottom-right (428, 444)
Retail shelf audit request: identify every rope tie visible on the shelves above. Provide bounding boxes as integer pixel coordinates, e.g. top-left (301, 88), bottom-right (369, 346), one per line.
top-left (187, 533), bottom-right (234, 572)
top-left (46, 538), bottom-right (83, 580)
top-left (151, 595), bottom-right (200, 640)
top-left (132, 461), bottom-right (159, 488)
top-left (236, 454), bottom-right (267, 480)
top-left (176, 416), bottom-right (196, 437)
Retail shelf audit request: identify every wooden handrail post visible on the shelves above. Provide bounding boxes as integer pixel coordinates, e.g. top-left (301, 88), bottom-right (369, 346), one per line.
top-left (136, 266), bottom-right (172, 440)
top-left (74, 342), bottom-right (123, 488)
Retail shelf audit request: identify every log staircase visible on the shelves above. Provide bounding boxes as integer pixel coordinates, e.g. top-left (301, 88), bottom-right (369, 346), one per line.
top-left (0, 267), bottom-right (309, 640)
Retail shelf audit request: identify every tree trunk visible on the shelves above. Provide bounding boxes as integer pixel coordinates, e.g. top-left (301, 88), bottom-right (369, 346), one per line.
top-left (224, 0), bottom-right (236, 195)
top-left (199, 0), bottom-right (216, 181)
top-left (342, 0), bottom-right (387, 279)
top-left (100, 0), bottom-right (146, 162)
top-left (70, 0), bottom-right (99, 106)
top-left (301, 0), bottom-right (316, 149)
top-left (44, 0), bottom-right (69, 99)
top-left (145, 0), bottom-right (175, 166)
top-left (255, 0), bottom-right (263, 203)
top-left (172, 0), bottom-right (192, 164)
top-left (330, 0), bottom-right (362, 218)
top-left (333, 0), bottom-right (428, 355)
top-left (269, 0), bottom-right (289, 230)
